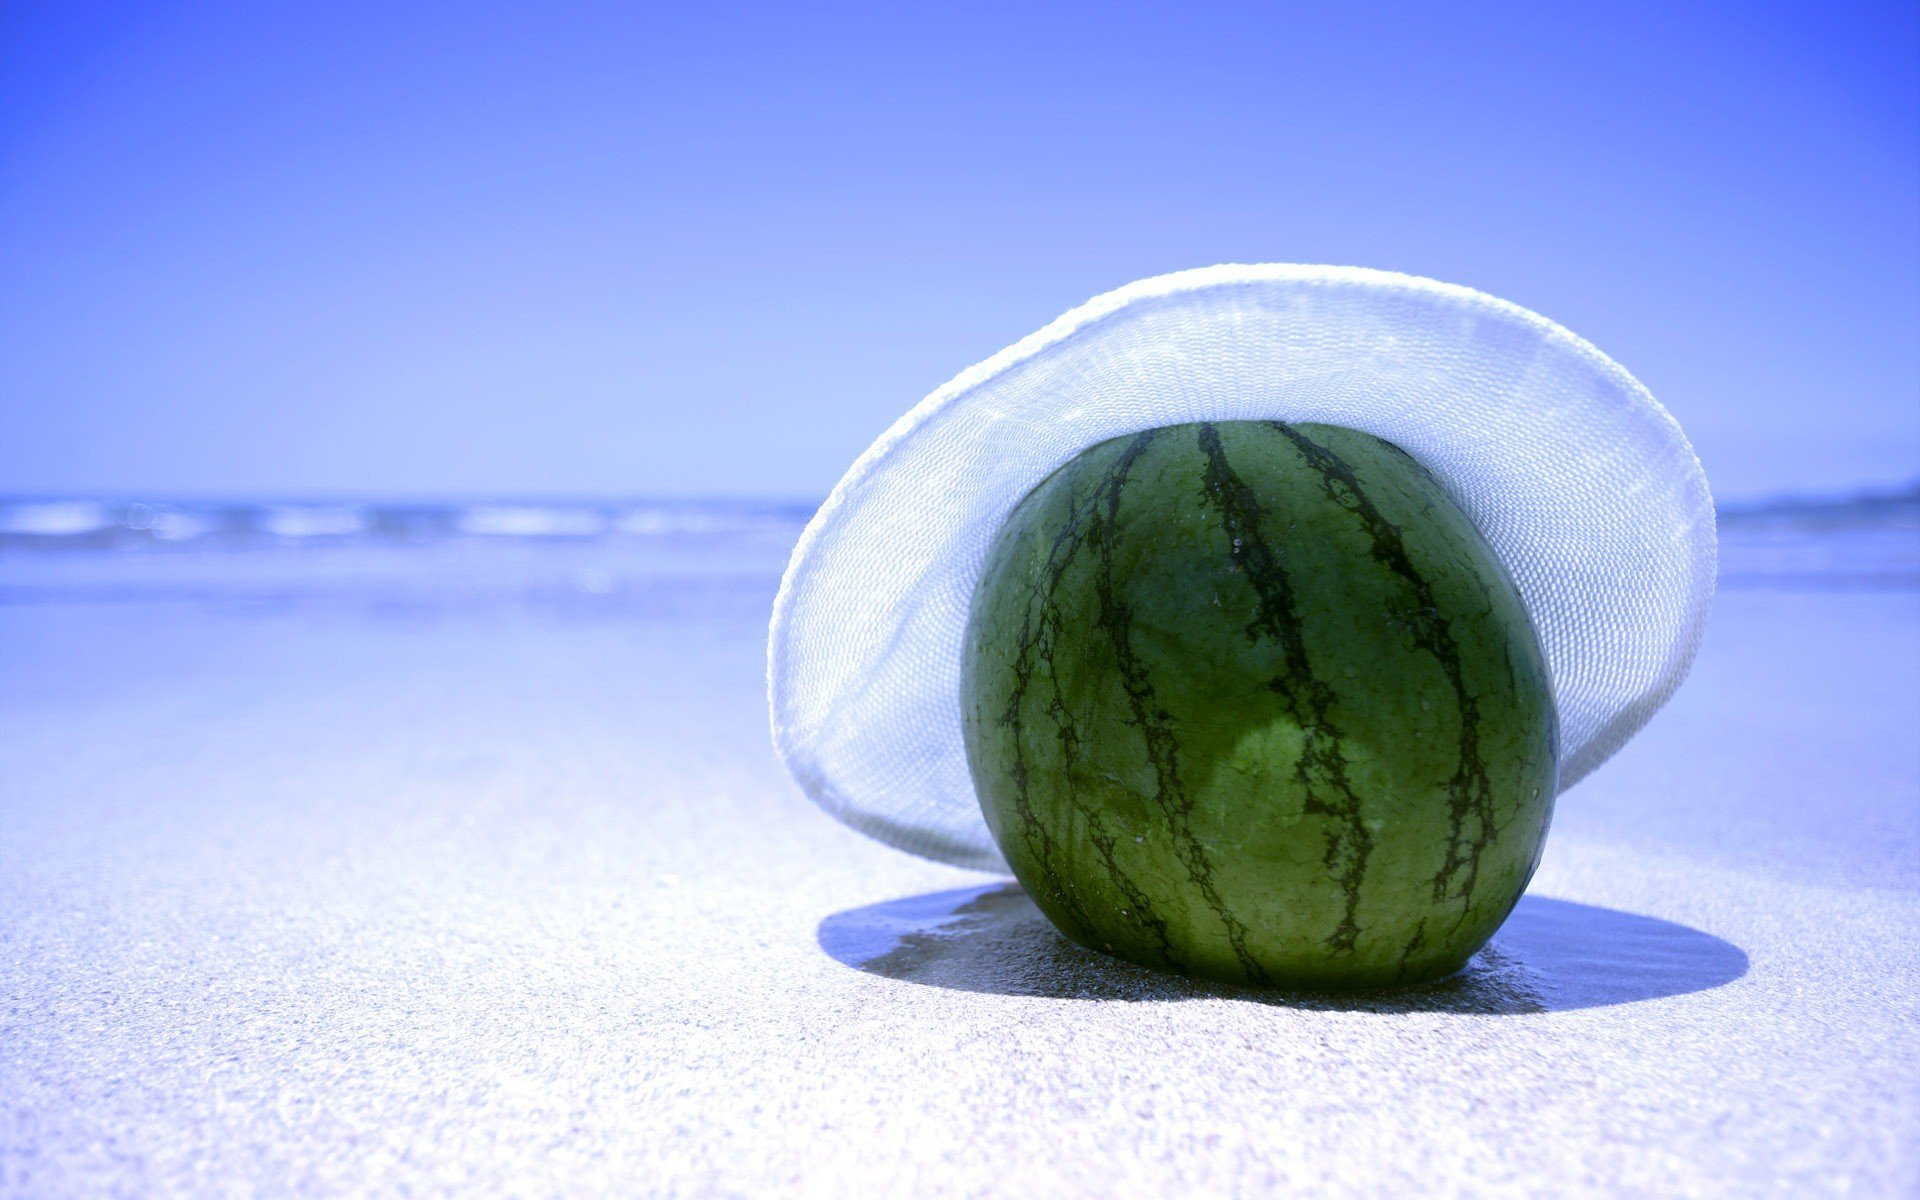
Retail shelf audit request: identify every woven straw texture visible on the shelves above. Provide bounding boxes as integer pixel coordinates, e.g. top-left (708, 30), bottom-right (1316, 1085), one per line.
top-left (769, 265), bottom-right (1715, 871)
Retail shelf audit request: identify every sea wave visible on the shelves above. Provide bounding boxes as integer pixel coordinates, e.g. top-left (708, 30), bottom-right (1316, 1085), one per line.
top-left (0, 498), bottom-right (815, 550)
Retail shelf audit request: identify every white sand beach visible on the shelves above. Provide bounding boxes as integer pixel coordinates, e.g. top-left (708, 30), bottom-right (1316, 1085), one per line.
top-left (1, 513), bottom-right (1915, 1196)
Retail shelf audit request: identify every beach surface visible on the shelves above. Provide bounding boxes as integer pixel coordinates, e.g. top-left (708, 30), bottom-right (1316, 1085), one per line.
top-left (1, 505), bottom-right (1916, 1196)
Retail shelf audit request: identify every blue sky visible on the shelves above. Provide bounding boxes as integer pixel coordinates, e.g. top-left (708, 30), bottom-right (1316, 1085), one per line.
top-left (1, 1), bottom-right (1914, 502)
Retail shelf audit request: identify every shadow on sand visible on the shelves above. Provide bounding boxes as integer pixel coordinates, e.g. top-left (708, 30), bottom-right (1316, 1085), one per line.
top-left (817, 883), bottom-right (1748, 1014)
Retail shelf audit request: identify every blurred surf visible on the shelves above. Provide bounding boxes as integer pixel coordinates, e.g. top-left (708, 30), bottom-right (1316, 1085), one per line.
top-left (0, 489), bottom-right (1912, 609)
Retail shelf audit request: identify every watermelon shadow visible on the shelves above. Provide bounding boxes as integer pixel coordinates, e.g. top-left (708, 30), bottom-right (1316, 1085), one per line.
top-left (816, 882), bottom-right (1748, 1013)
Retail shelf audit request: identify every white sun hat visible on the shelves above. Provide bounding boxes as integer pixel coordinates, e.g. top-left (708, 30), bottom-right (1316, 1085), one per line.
top-left (768, 264), bottom-right (1715, 871)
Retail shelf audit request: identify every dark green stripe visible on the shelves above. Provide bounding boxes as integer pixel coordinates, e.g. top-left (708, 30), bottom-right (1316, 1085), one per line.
top-left (1085, 430), bottom-right (1271, 985)
top-left (1265, 421), bottom-right (1499, 912)
top-left (1194, 422), bottom-right (1373, 956)
top-left (1000, 429), bottom-right (1183, 967)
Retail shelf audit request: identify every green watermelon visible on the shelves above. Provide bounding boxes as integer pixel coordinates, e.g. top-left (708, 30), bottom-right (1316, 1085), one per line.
top-left (960, 420), bottom-right (1558, 989)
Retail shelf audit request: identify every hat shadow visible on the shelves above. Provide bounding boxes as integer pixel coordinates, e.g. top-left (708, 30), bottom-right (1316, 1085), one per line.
top-left (816, 882), bottom-right (1748, 1014)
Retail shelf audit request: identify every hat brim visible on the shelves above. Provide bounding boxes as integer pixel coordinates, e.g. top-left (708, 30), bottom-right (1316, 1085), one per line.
top-left (769, 264), bottom-right (1715, 871)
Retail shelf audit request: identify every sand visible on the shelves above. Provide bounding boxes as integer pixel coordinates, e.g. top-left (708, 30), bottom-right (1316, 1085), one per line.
top-left (0, 537), bottom-right (1915, 1196)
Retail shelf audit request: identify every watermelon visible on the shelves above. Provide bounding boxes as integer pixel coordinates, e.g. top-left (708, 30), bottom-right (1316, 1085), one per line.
top-left (960, 420), bottom-right (1558, 989)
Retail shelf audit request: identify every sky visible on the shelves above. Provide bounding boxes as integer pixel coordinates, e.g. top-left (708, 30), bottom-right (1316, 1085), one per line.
top-left (0, 1), bottom-right (1915, 503)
